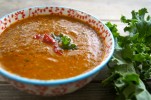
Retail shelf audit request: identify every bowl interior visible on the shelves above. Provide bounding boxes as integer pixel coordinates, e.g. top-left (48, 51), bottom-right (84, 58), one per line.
top-left (0, 6), bottom-right (114, 85)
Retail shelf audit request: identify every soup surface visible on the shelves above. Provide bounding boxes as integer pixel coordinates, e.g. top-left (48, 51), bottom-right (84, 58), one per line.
top-left (0, 15), bottom-right (104, 80)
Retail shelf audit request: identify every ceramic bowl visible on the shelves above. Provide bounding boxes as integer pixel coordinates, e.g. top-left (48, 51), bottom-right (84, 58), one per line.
top-left (0, 6), bottom-right (114, 96)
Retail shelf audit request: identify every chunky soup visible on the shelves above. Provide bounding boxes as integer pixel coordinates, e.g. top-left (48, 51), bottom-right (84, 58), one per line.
top-left (0, 15), bottom-right (104, 80)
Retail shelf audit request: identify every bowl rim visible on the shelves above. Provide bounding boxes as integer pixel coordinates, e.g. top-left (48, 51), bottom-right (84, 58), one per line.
top-left (0, 6), bottom-right (115, 86)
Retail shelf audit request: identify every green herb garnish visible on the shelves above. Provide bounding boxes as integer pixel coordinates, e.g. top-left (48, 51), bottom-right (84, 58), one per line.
top-left (60, 35), bottom-right (77, 50)
top-left (52, 33), bottom-right (77, 50)
top-left (103, 8), bottom-right (151, 100)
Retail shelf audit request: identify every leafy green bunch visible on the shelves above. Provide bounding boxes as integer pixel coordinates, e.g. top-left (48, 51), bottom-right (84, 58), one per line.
top-left (103, 8), bottom-right (151, 100)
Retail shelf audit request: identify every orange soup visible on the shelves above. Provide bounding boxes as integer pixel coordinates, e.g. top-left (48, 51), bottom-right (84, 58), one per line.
top-left (0, 15), bottom-right (104, 80)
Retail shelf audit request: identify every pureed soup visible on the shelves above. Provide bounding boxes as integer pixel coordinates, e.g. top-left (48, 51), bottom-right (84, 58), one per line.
top-left (0, 15), bottom-right (105, 80)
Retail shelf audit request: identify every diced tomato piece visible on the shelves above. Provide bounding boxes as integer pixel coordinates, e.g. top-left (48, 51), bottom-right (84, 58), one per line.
top-left (43, 34), bottom-right (56, 44)
top-left (53, 45), bottom-right (63, 55)
top-left (34, 33), bottom-right (63, 55)
top-left (33, 34), bottom-right (41, 39)
top-left (54, 42), bottom-right (59, 48)
top-left (54, 48), bottom-right (63, 55)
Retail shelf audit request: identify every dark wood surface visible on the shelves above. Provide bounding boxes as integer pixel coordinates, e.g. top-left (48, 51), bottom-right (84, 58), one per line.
top-left (0, 0), bottom-right (151, 100)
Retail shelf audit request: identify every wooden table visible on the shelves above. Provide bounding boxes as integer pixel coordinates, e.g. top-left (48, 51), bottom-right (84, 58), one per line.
top-left (0, 0), bottom-right (151, 100)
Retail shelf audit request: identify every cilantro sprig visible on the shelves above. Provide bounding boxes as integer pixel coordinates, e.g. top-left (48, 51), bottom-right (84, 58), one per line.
top-left (103, 8), bottom-right (151, 100)
top-left (60, 35), bottom-right (77, 50)
top-left (52, 33), bottom-right (77, 50)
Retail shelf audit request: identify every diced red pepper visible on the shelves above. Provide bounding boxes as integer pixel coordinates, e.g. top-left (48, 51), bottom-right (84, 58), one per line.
top-left (33, 34), bottom-right (41, 39)
top-left (33, 33), bottom-right (63, 55)
top-left (43, 34), bottom-right (56, 44)
top-left (53, 43), bottom-right (63, 55)
top-left (53, 47), bottom-right (63, 55)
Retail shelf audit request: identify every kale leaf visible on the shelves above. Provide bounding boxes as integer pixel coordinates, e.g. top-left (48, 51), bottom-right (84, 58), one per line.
top-left (103, 8), bottom-right (151, 99)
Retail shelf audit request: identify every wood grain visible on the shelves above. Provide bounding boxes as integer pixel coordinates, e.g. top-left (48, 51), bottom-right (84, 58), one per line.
top-left (0, 83), bottom-right (115, 100)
